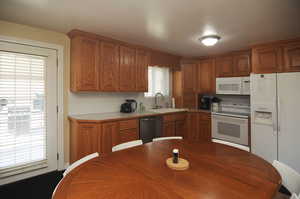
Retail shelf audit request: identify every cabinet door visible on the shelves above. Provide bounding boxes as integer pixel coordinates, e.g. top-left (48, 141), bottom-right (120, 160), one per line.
top-left (198, 120), bottom-right (211, 141)
top-left (75, 123), bottom-right (99, 162)
top-left (120, 129), bottom-right (139, 143)
top-left (136, 49), bottom-right (149, 91)
top-left (99, 41), bottom-right (119, 91)
top-left (187, 112), bottom-right (199, 141)
top-left (182, 63), bottom-right (197, 92)
top-left (198, 59), bottom-right (215, 94)
top-left (101, 122), bottom-right (118, 154)
top-left (119, 45), bottom-right (136, 91)
top-left (71, 36), bottom-right (99, 91)
top-left (234, 53), bottom-right (251, 76)
top-left (162, 122), bottom-right (176, 137)
top-left (215, 56), bottom-right (234, 77)
top-left (175, 120), bottom-right (186, 138)
top-left (182, 92), bottom-right (197, 109)
top-left (252, 46), bottom-right (283, 74)
top-left (283, 43), bottom-right (300, 72)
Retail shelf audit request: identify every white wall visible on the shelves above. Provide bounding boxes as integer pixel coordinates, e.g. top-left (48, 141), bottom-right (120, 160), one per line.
top-left (68, 92), bottom-right (171, 115)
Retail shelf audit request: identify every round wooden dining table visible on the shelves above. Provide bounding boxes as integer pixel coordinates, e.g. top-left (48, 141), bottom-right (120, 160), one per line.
top-left (53, 140), bottom-right (281, 199)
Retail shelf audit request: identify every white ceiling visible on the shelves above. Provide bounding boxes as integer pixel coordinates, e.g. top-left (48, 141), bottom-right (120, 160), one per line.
top-left (1, 0), bottom-right (300, 57)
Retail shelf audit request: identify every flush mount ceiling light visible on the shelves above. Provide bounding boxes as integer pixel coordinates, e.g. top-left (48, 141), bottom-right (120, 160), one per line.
top-left (200, 35), bottom-right (221, 46)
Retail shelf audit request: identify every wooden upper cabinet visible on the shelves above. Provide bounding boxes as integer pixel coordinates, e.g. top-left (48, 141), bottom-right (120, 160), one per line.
top-left (182, 92), bottom-right (197, 109)
top-left (252, 46), bottom-right (283, 74)
top-left (70, 36), bottom-right (99, 91)
top-left (197, 59), bottom-right (215, 94)
top-left (234, 53), bottom-right (251, 76)
top-left (215, 56), bottom-right (234, 77)
top-left (283, 42), bottom-right (300, 72)
top-left (136, 49), bottom-right (149, 91)
top-left (119, 45), bottom-right (136, 91)
top-left (182, 63), bottom-right (197, 92)
top-left (99, 41), bottom-right (119, 91)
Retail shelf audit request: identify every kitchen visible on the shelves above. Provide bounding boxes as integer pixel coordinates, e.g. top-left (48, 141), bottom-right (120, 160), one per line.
top-left (0, 1), bottom-right (300, 199)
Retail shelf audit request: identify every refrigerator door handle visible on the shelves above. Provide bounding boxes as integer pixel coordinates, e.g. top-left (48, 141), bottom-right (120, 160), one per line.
top-left (272, 108), bottom-right (278, 136)
top-left (277, 97), bottom-right (281, 135)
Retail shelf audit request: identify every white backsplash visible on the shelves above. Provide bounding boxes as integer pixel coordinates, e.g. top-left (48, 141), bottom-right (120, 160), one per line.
top-left (68, 92), bottom-right (171, 115)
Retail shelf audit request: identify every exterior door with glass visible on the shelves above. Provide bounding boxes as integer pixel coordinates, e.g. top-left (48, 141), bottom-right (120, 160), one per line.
top-left (0, 40), bottom-right (58, 184)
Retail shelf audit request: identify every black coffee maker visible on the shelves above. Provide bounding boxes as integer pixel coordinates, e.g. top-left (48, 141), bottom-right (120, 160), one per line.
top-left (199, 95), bottom-right (220, 110)
top-left (120, 99), bottom-right (137, 113)
top-left (199, 95), bottom-right (212, 110)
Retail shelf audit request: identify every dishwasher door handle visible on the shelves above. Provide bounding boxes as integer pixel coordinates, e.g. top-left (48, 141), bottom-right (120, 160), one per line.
top-left (140, 118), bottom-right (156, 121)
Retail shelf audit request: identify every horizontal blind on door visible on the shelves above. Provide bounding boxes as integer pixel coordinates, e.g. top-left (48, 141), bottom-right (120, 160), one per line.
top-left (0, 51), bottom-right (47, 177)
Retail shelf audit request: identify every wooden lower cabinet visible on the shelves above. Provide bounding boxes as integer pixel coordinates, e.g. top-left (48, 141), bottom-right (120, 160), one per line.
top-left (162, 113), bottom-right (186, 138)
top-left (175, 120), bottom-right (186, 137)
top-left (101, 122), bottom-right (117, 153)
top-left (187, 112), bottom-right (211, 141)
top-left (70, 121), bottom-right (100, 163)
top-left (198, 119), bottom-right (211, 141)
top-left (70, 119), bottom-right (139, 163)
top-left (120, 129), bottom-right (139, 143)
top-left (162, 122), bottom-right (176, 137)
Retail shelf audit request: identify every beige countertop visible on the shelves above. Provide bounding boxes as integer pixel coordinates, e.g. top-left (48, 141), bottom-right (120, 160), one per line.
top-left (69, 108), bottom-right (189, 122)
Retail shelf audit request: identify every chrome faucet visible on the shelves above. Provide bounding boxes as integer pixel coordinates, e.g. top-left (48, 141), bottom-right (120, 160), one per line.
top-left (154, 92), bottom-right (164, 109)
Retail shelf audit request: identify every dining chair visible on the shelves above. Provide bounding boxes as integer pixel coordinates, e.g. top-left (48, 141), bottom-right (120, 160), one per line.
top-left (212, 139), bottom-right (250, 152)
top-left (63, 152), bottom-right (99, 177)
top-left (152, 136), bottom-right (183, 142)
top-left (112, 140), bottom-right (143, 152)
top-left (272, 160), bottom-right (300, 196)
top-left (291, 193), bottom-right (299, 199)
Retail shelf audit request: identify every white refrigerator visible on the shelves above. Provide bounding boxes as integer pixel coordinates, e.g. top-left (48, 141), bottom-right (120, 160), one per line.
top-left (251, 72), bottom-right (300, 173)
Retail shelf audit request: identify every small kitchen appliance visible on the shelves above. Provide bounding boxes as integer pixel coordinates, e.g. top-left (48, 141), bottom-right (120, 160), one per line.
top-left (120, 99), bottom-right (137, 113)
top-left (199, 95), bottom-right (220, 110)
top-left (216, 76), bottom-right (250, 95)
top-left (199, 95), bottom-right (212, 110)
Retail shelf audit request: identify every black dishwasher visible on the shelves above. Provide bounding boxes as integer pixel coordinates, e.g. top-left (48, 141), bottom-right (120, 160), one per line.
top-left (139, 116), bottom-right (162, 143)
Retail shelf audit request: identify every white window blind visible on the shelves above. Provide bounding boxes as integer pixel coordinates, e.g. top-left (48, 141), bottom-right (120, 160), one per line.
top-left (145, 66), bottom-right (170, 97)
top-left (0, 51), bottom-right (47, 177)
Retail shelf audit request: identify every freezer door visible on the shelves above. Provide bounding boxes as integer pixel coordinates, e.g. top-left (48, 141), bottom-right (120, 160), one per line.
top-left (277, 72), bottom-right (300, 173)
top-left (250, 73), bottom-right (277, 105)
top-left (250, 73), bottom-right (278, 164)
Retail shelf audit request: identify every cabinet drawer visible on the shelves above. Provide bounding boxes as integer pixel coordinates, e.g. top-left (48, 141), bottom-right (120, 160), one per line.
top-left (164, 113), bottom-right (186, 122)
top-left (119, 119), bottom-right (138, 130)
top-left (163, 114), bottom-right (175, 122)
top-left (120, 129), bottom-right (139, 143)
top-left (174, 113), bottom-right (186, 121)
top-left (198, 112), bottom-right (211, 121)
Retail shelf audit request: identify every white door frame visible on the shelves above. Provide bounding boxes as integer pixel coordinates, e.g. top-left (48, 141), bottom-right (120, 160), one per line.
top-left (0, 35), bottom-right (65, 172)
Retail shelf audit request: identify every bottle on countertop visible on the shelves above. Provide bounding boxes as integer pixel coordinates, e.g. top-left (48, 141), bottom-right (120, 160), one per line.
top-left (171, 97), bottom-right (175, 108)
top-left (139, 102), bottom-right (146, 113)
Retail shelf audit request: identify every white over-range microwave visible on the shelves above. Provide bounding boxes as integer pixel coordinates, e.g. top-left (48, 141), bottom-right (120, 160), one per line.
top-left (216, 77), bottom-right (250, 95)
